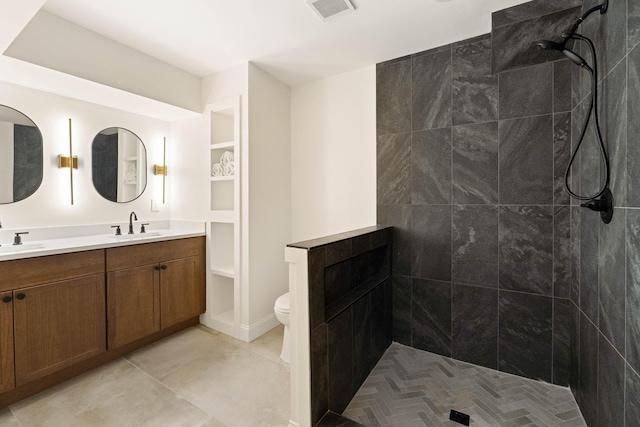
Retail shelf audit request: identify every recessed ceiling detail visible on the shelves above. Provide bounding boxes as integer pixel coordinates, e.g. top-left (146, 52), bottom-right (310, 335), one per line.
top-left (306, 0), bottom-right (354, 22)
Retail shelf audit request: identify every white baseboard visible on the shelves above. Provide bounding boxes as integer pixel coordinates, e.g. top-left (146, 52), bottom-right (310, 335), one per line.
top-left (238, 313), bottom-right (280, 342)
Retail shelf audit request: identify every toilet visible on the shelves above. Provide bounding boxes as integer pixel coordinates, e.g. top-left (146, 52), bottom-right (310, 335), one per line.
top-left (274, 292), bottom-right (290, 364)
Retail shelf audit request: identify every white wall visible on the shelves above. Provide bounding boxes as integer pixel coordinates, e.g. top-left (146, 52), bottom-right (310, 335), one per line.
top-left (247, 63), bottom-right (291, 326)
top-left (290, 65), bottom-right (377, 242)
top-left (0, 81), bottom-right (170, 230)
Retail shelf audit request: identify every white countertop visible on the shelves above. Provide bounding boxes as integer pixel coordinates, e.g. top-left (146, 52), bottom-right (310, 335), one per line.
top-left (0, 220), bottom-right (205, 262)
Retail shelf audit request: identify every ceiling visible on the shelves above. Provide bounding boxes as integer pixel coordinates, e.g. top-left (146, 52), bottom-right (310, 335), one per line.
top-left (40, 0), bottom-right (531, 87)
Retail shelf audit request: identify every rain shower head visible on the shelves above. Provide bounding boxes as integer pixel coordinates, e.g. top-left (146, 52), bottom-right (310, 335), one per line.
top-left (536, 39), bottom-right (589, 68)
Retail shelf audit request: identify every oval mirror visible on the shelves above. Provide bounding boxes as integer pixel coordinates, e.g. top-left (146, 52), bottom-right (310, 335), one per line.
top-left (92, 127), bottom-right (147, 203)
top-left (0, 105), bottom-right (43, 204)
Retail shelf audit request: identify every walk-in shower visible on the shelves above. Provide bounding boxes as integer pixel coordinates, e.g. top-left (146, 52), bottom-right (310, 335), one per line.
top-left (537, 0), bottom-right (613, 223)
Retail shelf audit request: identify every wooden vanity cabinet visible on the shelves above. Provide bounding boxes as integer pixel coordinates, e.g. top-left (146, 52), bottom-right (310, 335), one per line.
top-left (0, 250), bottom-right (106, 387)
top-left (0, 291), bottom-right (14, 394)
top-left (13, 275), bottom-right (106, 385)
top-left (106, 237), bottom-right (205, 349)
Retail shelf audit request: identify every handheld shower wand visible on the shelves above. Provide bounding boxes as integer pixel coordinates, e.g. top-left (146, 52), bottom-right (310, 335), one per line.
top-left (535, 0), bottom-right (612, 223)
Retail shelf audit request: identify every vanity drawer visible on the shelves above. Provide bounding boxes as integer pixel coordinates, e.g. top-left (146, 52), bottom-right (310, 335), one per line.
top-left (0, 250), bottom-right (105, 292)
top-left (106, 237), bottom-right (204, 271)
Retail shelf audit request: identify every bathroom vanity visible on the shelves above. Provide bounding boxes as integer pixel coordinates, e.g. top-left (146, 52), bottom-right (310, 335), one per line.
top-left (0, 234), bottom-right (205, 408)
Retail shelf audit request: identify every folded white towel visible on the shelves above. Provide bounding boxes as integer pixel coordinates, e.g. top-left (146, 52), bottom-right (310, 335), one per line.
top-left (222, 161), bottom-right (235, 176)
top-left (220, 151), bottom-right (234, 166)
top-left (211, 163), bottom-right (222, 177)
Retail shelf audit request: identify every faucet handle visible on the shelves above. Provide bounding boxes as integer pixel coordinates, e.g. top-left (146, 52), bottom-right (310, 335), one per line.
top-left (140, 223), bottom-right (149, 233)
top-left (13, 232), bottom-right (29, 246)
top-left (111, 225), bottom-right (122, 236)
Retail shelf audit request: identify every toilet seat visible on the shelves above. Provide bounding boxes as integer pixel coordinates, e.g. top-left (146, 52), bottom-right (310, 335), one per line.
top-left (274, 292), bottom-right (290, 314)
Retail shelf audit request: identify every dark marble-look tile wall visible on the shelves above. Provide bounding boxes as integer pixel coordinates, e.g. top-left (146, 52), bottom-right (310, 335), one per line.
top-left (376, 0), bottom-right (580, 390)
top-left (376, 0), bottom-right (640, 422)
top-left (291, 227), bottom-right (392, 426)
top-left (568, 0), bottom-right (640, 423)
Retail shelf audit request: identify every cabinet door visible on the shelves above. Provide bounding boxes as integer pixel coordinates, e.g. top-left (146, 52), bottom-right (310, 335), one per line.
top-left (0, 291), bottom-right (14, 393)
top-left (13, 275), bottom-right (106, 386)
top-left (160, 256), bottom-right (204, 329)
top-left (107, 264), bottom-right (160, 349)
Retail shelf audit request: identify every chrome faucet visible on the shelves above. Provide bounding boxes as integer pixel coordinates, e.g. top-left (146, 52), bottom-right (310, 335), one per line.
top-left (128, 212), bottom-right (137, 234)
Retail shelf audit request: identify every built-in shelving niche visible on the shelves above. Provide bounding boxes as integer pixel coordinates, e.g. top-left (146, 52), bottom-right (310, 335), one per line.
top-left (202, 96), bottom-right (241, 339)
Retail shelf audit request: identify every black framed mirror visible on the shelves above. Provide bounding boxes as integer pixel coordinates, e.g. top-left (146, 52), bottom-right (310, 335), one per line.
top-left (0, 105), bottom-right (43, 204)
top-left (91, 127), bottom-right (147, 203)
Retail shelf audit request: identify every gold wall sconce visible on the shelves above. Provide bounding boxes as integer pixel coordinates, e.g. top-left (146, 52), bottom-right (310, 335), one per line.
top-left (57, 118), bottom-right (76, 205)
top-left (153, 137), bottom-right (167, 203)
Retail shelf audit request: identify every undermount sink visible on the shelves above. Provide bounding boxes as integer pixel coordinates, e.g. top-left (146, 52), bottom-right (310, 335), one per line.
top-left (108, 231), bottom-right (161, 240)
top-left (0, 242), bottom-right (44, 253)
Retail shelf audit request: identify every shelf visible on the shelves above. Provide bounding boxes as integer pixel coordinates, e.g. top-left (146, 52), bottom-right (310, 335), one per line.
top-left (325, 272), bottom-right (389, 322)
top-left (210, 176), bottom-right (234, 182)
top-left (211, 141), bottom-right (235, 149)
top-left (211, 265), bottom-right (234, 278)
top-left (209, 210), bottom-right (235, 223)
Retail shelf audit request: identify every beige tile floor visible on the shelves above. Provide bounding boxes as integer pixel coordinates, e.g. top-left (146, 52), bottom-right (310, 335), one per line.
top-left (1, 325), bottom-right (290, 427)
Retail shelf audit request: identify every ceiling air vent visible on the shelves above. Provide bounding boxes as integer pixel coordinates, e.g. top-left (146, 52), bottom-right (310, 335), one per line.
top-left (306, 0), bottom-right (355, 22)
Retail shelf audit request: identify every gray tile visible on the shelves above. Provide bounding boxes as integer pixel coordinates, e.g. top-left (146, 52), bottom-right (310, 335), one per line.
top-left (412, 278), bottom-right (451, 357)
top-left (327, 307), bottom-right (354, 414)
top-left (377, 205), bottom-right (411, 276)
top-left (554, 206), bottom-right (571, 298)
top-left (452, 205), bottom-right (499, 288)
top-left (553, 60), bottom-right (572, 113)
top-left (499, 63), bottom-right (553, 120)
top-left (324, 260), bottom-right (351, 311)
top-left (631, 0), bottom-right (640, 51)
top-left (597, 333), bottom-right (625, 427)
top-left (411, 205), bottom-right (452, 281)
top-left (377, 132), bottom-right (411, 205)
top-left (344, 343), bottom-right (586, 427)
top-left (629, 44), bottom-right (640, 207)
top-left (627, 210), bottom-right (640, 374)
top-left (353, 294), bottom-right (371, 393)
top-left (377, 57), bottom-right (411, 135)
top-left (600, 59), bottom-right (627, 207)
top-left (598, 208), bottom-right (626, 353)
top-left (10, 358), bottom-right (210, 427)
top-left (451, 36), bottom-right (498, 125)
top-left (411, 128), bottom-right (451, 204)
top-left (326, 240), bottom-right (352, 265)
top-left (553, 298), bottom-right (571, 386)
top-left (452, 122), bottom-right (499, 205)
top-left (554, 112), bottom-right (572, 206)
top-left (499, 115), bottom-right (554, 205)
top-left (392, 275), bottom-right (412, 346)
top-left (371, 281), bottom-right (391, 365)
top-left (570, 301), bottom-right (580, 394)
top-left (311, 325), bottom-right (329, 426)
top-left (499, 290), bottom-right (553, 382)
top-left (452, 284), bottom-right (498, 369)
top-left (626, 364), bottom-right (640, 426)
top-left (570, 206), bottom-right (581, 306)
top-left (579, 209), bottom-right (599, 324)
top-left (492, 7), bottom-right (582, 74)
top-left (0, 409), bottom-right (20, 427)
top-left (499, 205), bottom-right (553, 295)
top-left (591, 0), bottom-right (627, 78)
top-left (412, 49), bottom-right (451, 131)
top-left (578, 312), bottom-right (598, 427)
top-left (492, 0), bottom-right (583, 28)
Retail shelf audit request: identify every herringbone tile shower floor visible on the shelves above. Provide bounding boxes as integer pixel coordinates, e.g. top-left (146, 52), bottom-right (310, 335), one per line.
top-left (343, 343), bottom-right (586, 427)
